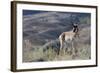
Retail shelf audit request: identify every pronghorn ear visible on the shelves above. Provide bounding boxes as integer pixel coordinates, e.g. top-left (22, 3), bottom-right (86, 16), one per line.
top-left (72, 23), bottom-right (75, 27)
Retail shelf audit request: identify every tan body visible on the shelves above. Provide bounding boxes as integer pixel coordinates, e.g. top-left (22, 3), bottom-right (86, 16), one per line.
top-left (59, 31), bottom-right (76, 50)
top-left (59, 24), bottom-right (79, 56)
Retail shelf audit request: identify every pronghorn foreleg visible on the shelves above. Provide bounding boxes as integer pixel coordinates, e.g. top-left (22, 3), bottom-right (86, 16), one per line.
top-left (71, 40), bottom-right (76, 59)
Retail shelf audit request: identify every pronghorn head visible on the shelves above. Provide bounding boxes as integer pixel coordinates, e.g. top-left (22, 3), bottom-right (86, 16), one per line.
top-left (72, 23), bottom-right (79, 33)
top-left (72, 23), bottom-right (80, 38)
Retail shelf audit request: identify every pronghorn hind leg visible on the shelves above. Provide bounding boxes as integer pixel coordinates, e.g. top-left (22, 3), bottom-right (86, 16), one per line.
top-left (59, 36), bottom-right (64, 55)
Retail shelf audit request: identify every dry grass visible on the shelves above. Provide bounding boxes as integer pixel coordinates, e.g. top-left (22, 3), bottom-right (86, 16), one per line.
top-left (23, 43), bottom-right (90, 62)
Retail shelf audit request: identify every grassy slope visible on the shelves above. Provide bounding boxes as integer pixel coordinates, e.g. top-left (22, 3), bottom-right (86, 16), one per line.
top-left (23, 27), bottom-right (91, 62)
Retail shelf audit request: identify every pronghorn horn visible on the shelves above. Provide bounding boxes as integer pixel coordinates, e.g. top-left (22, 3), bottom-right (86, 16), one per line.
top-left (73, 23), bottom-right (78, 26)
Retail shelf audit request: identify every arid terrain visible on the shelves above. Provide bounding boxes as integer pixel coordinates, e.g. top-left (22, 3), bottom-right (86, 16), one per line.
top-left (22, 11), bottom-right (91, 62)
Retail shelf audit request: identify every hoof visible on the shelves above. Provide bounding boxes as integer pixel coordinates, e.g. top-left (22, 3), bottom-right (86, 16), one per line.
top-left (72, 54), bottom-right (77, 59)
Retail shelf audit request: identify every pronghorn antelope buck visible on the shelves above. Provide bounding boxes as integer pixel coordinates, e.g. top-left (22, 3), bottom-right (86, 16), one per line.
top-left (59, 24), bottom-right (79, 56)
